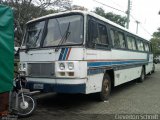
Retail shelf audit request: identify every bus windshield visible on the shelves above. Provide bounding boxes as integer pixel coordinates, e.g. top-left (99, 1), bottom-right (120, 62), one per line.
top-left (23, 15), bottom-right (84, 48)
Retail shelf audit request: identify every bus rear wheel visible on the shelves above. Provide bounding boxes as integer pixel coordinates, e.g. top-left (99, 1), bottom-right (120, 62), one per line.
top-left (98, 74), bottom-right (111, 101)
top-left (152, 64), bottom-right (155, 73)
top-left (138, 67), bottom-right (145, 82)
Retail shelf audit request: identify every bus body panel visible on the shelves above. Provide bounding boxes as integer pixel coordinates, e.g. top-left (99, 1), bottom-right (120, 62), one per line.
top-left (85, 49), bottom-right (153, 93)
top-left (86, 73), bottom-right (104, 94)
top-left (20, 47), bottom-right (85, 62)
top-left (114, 67), bottom-right (142, 86)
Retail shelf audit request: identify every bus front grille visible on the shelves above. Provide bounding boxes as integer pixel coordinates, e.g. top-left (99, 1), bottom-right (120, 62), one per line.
top-left (28, 63), bottom-right (55, 77)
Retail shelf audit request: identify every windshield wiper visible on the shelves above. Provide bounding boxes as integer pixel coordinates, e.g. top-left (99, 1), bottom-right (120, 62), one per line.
top-left (55, 22), bottom-right (71, 52)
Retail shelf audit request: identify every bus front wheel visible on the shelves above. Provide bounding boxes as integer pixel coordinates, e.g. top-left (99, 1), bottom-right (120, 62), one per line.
top-left (98, 74), bottom-right (111, 101)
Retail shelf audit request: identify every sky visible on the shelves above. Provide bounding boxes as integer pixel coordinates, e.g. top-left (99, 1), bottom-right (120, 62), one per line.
top-left (72, 0), bottom-right (160, 40)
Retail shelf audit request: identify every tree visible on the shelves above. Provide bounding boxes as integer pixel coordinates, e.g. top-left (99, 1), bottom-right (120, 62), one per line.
top-left (72, 5), bottom-right (88, 11)
top-left (0, 0), bottom-right (72, 46)
top-left (93, 7), bottom-right (106, 17)
top-left (150, 28), bottom-right (160, 57)
top-left (93, 7), bottom-right (127, 27)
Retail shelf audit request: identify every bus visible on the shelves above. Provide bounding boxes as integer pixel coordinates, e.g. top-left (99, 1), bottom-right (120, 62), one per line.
top-left (19, 10), bottom-right (154, 101)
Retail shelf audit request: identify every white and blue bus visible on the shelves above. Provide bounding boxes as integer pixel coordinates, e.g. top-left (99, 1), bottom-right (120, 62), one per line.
top-left (20, 10), bottom-right (154, 101)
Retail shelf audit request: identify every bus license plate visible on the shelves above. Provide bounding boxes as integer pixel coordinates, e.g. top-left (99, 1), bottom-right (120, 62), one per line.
top-left (33, 84), bottom-right (44, 89)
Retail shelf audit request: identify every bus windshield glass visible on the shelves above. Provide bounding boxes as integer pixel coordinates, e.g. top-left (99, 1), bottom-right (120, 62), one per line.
top-left (24, 21), bottom-right (45, 48)
top-left (23, 15), bottom-right (84, 48)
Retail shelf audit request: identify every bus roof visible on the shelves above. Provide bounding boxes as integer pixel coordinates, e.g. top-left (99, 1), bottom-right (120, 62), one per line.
top-left (27, 10), bottom-right (149, 42)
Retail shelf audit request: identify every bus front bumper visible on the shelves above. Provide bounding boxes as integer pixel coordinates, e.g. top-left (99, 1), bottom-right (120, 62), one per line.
top-left (26, 77), bottom-right (87, 94)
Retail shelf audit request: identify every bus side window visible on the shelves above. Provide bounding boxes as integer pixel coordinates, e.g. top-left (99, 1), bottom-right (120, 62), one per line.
top-left (97, 23), bottom-right (108, 45)
top-left (118, 32), bottom-right (125, 48)
top-left (114, 31), bottom-right (120, 48)
top-left (127, 36), bottom-right (137, 50)
top-left (144, 43), bottom-right (149, 52)
top-left (137, 40), bottom-right (145, 51)
top-left (110, 30), bottom-right (119, 48)
top-left (88, 20), bottom-right (108, 49)
top-left (88, 20), bottom-right (98, 48)
top-left (110, 29), bottom-right (125, 49)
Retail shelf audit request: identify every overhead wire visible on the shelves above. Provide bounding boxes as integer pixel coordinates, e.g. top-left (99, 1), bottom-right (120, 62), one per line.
top-left (139, 24), bottom-right (152, 36)
top-left (92, 0), bottom-right (152, 36)
top-left (93, 0), bottom-right (126, 14)
top-left (110, 0), bottom-right (125, 11)
top-left (130, 14), bottom-right (152, 36)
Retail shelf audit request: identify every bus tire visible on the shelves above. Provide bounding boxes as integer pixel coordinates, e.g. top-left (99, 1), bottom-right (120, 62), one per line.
top-left (138, 67), bottom-right (145, 82)
top-left (148, 71), bottom-right (152, 75)
top-left (98, 74), bottom-right (111, 101)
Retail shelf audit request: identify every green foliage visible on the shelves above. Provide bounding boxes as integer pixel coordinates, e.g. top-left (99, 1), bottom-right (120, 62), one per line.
top-left (93, 7), bottom-right (127, 27)
top-left (94, 7), bottom-right (106, 17)
top-left (150, 28), bottom-right (160, 57)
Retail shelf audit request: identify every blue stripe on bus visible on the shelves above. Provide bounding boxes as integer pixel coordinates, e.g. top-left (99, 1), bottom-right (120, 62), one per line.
top-left (58, 48), bottom-right (69, 61)
top-left (87, 60), bottom-right (149, 75)
top-left (59, 48), bottom-right (65, 60)
top-left (88, 68), bottom-right (105, 75)
top-left (62, 48), bottom-right (69, 60)
top-left (87, 60), bottom-right (147, 67)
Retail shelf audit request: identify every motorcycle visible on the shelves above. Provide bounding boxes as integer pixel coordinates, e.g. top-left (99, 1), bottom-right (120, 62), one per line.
top-left (9, 72), bottom-right (37, 117)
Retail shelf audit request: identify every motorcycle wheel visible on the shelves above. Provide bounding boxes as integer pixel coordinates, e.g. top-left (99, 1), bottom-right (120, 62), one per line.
top-left (17, 94), bottom-right (36, 117)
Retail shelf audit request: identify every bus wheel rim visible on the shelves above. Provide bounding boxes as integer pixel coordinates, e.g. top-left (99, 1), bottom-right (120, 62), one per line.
top-left (103, 79), bottom-right (109, 95)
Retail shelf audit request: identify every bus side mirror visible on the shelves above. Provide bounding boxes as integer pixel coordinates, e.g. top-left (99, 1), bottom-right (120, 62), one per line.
top-left (15, 47), bottom-right (20, 56)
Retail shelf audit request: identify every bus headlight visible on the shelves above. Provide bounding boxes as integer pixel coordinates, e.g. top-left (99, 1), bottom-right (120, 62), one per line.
top-left (22, 63), bottom-right (26, 70)
top-left (59, 63), bottom-right (65, 70)
top-left (68, 62), bottom-right (74, 70)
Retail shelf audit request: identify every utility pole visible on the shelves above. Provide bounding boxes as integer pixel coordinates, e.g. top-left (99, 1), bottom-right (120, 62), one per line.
top-left (135, 20), bottom-right (140, 34)
top-left (126, 0), bottom-right (131, 29)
